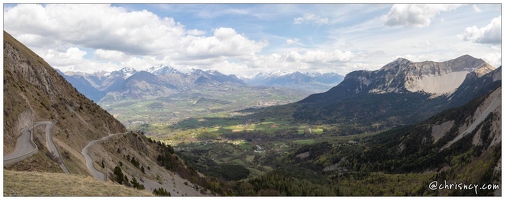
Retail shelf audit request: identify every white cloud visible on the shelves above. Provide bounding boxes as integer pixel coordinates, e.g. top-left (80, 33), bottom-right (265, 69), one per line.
top-left (4, 4), bottom-right (187, 55)
top-left (181, 27), bottom-right (268, 60)
top-left (37, 47), bottom-right (87, 66)
top-left (122, 57), bottom-right (152, 70)
top-left (459, 16), bottom-right (501, 44)
top-left (483, 53), bottom-right (502, 68)
top-left (382, 4), bottom-right (463, 28)
top-left (394, 54), bottom-right (430, 62)
top-left (294, 14), bottom-right (329, 25)
top-left (4, 4), bottom-right (500, 78)
top-left (412, 40), bottom-right (432, 49)
top-left (4, 4), bottom-right (269, 72)
top-left (472, 5), bottom-right (482, 13)
top-left (286, 38), bottom-right (300, 45)
top-left (344, 62), bottom-right (380, 72)
top-left (187, 29), bottom-right (206, 36)
top-left (48, 54), bottom-right (122, 74)
top-left (208, 60), bottom-right (251, 75)
top-left (241, 49), bottom-right (354, 73)
top-left (69, 61), bottom-right (122, 74)
top-left (286, 50), bottom-right (353, 64)
top-left (57, 56), bottom-right (165, 73)
top-left (94, 49), bottom-right (127, 61)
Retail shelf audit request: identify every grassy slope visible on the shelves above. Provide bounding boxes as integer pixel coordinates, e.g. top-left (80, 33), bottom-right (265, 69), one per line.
top-left (3, 170), bottom-right (153, 196)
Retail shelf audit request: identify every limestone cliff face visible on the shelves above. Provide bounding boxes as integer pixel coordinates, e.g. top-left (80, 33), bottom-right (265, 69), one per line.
top-left (3, 31), bottom-right (125, 157)
top-left (351, 55), bottom-right (493, 97)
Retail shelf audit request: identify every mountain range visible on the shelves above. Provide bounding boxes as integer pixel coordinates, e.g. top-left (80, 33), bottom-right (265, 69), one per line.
top-left (302, 55), bottom-right (494, 103)
top-left (4, 28), bottom-right (501, 196)
top-left (60, 66), bottom-right (344, 103)
top-left (60, 65), bottom-right (247, 102)
top-left (243, 71), bottom-right (344, 93)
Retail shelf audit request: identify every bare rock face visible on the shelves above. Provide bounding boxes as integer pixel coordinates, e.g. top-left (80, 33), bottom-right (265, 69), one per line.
top-left (427, 84), bottom-right (501, 150)
top-left (362, 55), bottom-right (492, 95)
top-left (359, 55), bottom-right (494, 97)
top-left (474, 63), bottom-right (496, 77)
top-left (404, 56), bottom-right (494, 96)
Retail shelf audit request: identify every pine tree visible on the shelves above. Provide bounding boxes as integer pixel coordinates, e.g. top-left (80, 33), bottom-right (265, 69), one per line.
top-left (113, 166), bottom-right (124, 184)
top-left (153, 187), bottom-right (171, 196)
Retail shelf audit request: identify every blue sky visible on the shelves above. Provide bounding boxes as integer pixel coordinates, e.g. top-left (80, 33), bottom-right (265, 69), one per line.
top-left (3, 3), bottom-right (502, 77)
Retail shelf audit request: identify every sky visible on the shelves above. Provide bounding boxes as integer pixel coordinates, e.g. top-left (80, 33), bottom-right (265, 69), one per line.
top-left (2, 3), bottom-right (502, 78)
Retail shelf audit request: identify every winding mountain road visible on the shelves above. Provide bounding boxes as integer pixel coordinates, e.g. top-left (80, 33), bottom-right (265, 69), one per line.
top-left (4, 124), bottom-right (38, 166)
top-left (4, 121), bottom-right (69, 174)
top-left (41, 121), bottom-right (70, 174)
top-left (81, 132), bottom-right (127, 182)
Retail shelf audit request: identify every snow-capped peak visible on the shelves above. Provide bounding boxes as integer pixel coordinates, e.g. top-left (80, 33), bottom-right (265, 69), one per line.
top-left (113, 67), bottom-right (138, 79)
top-left (147, 65), bottom-right (181, 75)
top-left (237, 73), bottom-right (257, 79)
top-left (120, 67), bottom-right (136, 73)
top-left (270, 70), bottom-right (294, 77)
top-left (206, 70), bottom-right (220, 75)
top-left (306, 72), bottom-right (323, 77)
top-left (90, 70), bottom-right (111, 77)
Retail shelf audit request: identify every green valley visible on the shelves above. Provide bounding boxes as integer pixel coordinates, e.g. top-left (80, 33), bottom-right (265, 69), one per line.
top-left (101, 84), bottom-right (311, 129)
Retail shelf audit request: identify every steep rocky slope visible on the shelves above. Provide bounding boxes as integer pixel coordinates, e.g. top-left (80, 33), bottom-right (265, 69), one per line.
top-left (356, 86), bottom-right (501, 193)
top-left (3, 31), bottom-right (211, 196)
top-left (3, 31), bottom-right (125, 158)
